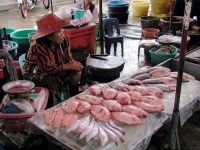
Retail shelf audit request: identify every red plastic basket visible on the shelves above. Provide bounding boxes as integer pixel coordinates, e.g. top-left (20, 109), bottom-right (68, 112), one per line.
top-left (0, 87), bottom-right (49, 132)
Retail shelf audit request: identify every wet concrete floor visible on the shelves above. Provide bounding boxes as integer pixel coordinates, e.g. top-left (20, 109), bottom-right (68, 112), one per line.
top-left (0, 0), bottom-right (200, 149)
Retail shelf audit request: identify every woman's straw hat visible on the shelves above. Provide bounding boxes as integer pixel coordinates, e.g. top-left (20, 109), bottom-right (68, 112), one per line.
top-left (32, 13), bottom-right (71, 40)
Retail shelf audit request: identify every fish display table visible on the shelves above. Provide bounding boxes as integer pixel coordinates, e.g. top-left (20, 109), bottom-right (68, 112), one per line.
top-left (24, 59), bottom-right (200, 150)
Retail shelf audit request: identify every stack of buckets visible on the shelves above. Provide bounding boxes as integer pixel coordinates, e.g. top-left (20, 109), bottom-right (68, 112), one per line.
top-left (149, 0), bottom-right (172, 18)
top-left (131, 0), bottom-right (150, 17)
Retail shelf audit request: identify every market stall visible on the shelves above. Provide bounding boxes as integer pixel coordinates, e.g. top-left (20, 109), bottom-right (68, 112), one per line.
top-left (25, 60), bottom-right (200, 150)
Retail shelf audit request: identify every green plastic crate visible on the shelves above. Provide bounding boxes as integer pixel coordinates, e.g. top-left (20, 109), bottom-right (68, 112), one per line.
top-left (149, 45), bottom-right (178, 65)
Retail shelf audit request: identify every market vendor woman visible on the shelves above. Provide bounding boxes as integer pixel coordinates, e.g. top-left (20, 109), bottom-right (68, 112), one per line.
top-left (23, 13), bottom-right (83, 107)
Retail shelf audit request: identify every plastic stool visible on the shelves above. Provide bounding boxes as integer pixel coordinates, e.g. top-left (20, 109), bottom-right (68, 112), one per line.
top-left (138, 40), bottom-right (158, 59)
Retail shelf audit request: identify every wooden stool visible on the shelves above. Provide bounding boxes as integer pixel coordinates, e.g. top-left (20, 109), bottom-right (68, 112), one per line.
top-left (86, 55), bottom-right (125, 83)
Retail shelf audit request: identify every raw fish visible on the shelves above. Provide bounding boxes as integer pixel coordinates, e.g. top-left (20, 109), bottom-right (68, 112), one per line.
top-left (122, 105), bottom-right (148, 118)
top-left (108, 119), bottom-right (126, 135)
top-left (86, 121), bottom-right (99, 142)
top-left (79, 118), bottom-right (95, 139)
top-left (115, 92), bottom-right (131, 105)
top-left (88, 84), bottom-right (102, 95)
top-left (102, 100), bottom-right (122, 112)
top-left (62, 99), bottom-right (79, 114)
top-left (97, 121), bottom-right (109, 146)
top-left (126, 91), bottom-right (142, 101)
top-left (102, 86), bottom-right (118, 100)
top-left (91, 105), bottom-right (110, 122)
top-left (76, 94), bottom-right (101, 105)
top-left (76, 100), bottom-right (92, 114)
top-left (111, 112), bottom-right (143, 125)
top-left (98, 122), bottom-right (120, 145)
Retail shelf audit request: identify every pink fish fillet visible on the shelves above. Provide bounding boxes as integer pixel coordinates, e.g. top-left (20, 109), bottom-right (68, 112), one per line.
top-left (141, 96), bottom-right (164, 110)
top-left (115, 92), bottom-right (131, 105)
top-left (126, 91), bottom-right (142, 101)
top-left (149, 66), bottom-right (170, 72)
top-left (149, 68), bottom-right (171, 78)
top-left (102, 86), bottom-right (118, 100)
top-left (102, 100), bottom-right (122, 112)
top-left (111, 112), bottom-right (143, 125)
top-left (64, 115), bottom-right (79, 128)
top-left (157, 77), bottom-right (177, 85)
top-left (76, 100), bottom-right (92, 114)
top-left (132, 100), bottom-right (164, 113)
top-left (129, 85), bottom-right (148, 96)
top-left (76, 94), bottom-right (101, 105)
top-left (122, 105), bottom-right (148, 118)
top-left (52, 108), bottom-right (64, 129)
top-left (46, 108), bottom-right (58, 125)
top-left (91, 105), bottom-right (110, 122)
top-left (43, 111), bottom-right (51, 125)
top-left (88, 84), bottom-right (102, 95)
top-left (146, 87), bottom-right (164, 99)
top-left (61, 113), bottom-right (74, 127)
top-left (62, 99), bottom-right (80, 114)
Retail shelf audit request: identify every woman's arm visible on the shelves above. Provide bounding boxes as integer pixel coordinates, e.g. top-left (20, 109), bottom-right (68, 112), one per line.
top-left (26, 43), bottom-right (62, 74)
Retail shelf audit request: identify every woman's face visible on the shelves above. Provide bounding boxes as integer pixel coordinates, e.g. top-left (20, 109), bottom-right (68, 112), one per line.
top-left (48, 29), bottom-right (64, 44)
top-left (85, 0), bottom-right (92, 4)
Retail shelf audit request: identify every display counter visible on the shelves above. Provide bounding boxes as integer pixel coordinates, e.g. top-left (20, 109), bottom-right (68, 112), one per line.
top-left (63, 23), bottom-right (96, 54)
top-left (25, 58), bottom-right (200, 150)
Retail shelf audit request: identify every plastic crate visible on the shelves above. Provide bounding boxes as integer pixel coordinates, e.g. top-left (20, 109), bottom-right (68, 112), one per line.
top-left (149, 45), bottom-right (178, 65)
top-left (0, 87), bottom-right (49, 132)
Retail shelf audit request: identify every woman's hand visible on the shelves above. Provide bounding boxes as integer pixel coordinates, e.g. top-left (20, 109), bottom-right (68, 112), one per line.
top-left (63, 61), bottom-right (83, 71)
top-left (0, 59), bottom-right (5, 69)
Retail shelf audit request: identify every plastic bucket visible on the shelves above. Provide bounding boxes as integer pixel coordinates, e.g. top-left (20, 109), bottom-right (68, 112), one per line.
top-left (150, 0), bottom-right (172, 14)
top-left (131, 1), bottom-right (149, 16)
top-left (2, 40), bottom-right (18, 60)
top-left (73, 9), bottom-right (84, 20)
top-left (10, 28), bottom-right (37, 57)
top-left (0, 28), bottom-right (15, 40)
top-left (139, 16), bottom-right (160, 29)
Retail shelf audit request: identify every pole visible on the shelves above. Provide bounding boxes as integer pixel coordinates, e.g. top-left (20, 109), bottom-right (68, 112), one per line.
top-left (169, 0), bottom-right (192, 149)
top-left (169, 0), bottom-right (177, 33)
top-left (99, 0), bottom-right (104, 54)
top-left (50, 0), bottom-right (53, 12)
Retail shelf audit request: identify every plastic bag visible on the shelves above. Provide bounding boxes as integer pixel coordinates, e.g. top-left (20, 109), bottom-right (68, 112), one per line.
top-left (33, 89), bottom-right (46, 112)
top-left (54, 7), bottom-right (72, 20)
top-left (82, 10), bottom-right (92, 23)
top-left (70, 19), bottom-right (82, 27)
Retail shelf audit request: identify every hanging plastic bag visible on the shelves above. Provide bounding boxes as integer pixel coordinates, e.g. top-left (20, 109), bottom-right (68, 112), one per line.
top-left (82, 10), bottom-right (92, 23)
top-left (54, 7), bottom-right (72, 20)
